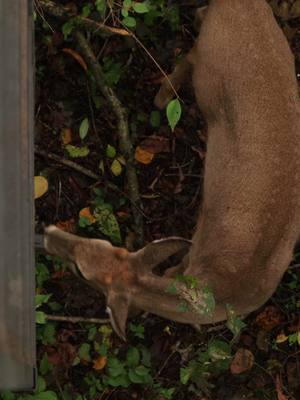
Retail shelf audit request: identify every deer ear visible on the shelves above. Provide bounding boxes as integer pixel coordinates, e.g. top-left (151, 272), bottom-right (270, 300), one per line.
top-left (134, 237), bottom-right (191, 271)
top-left (106, 292), bottom-right (130, 341)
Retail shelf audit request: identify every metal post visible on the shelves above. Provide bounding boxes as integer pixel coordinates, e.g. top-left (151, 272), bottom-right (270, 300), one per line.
top-left (0, 0), bottom-right (35, 390)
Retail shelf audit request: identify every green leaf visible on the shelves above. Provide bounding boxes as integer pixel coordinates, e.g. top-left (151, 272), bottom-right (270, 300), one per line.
top-left (78, 343), bottom-right (91, 362)
top-left (157, 387), bottom-right (175, 400)
top-left (105, 374), bottom-right (131, 388)
top-left (150, 110), bottom-right (161, 128)
top-left (81, 4), bottom-right (92, 17)
top-left (106, 144), bottom-right (117, 158)
top-left (111, 159), bottom-right (122, 176)
top-left (36, 311), bottom-right (47, 324)
top-left (201, 286), bottom-right (215, 315)
top-left (207, 340), bottom-right (231, 361)
top-left (166, 98), bottom-right (181, 131)
top-left (35, 294), bottom-right (51, 308)
top-left (36, 376), bottom-right (46, 393)
top-left (140, 347), bottom-right (151, 368)
top-left (65, 145), bottom-right (89, 158)
top-left (128, 365), bottom-right (152, 384)
top-left (79, 118), bottom-right (89, 140)
top-left (48, 301), bottom-right (61, 312)
top-left (103, 59), bottom-right (123, 86)
top-left (41, 323), bottom-right (56, 345)
top-left (34, 391), bottom-right (58, 400)
top-left (0, 392), bottom-right (16, 400)
top-left (180, 366), bottom-right (193, 385)
top-left (40, 353), bottom-right (53, 376)
top-left (226, 304), bottom-right (246, 338)
top-left (106, 357), bottom-right (126, 377)
top-left (126, 347), bottom-right (140, 367)
top-left (129, 323), bottom-right (145, 339)
top-left (122, 16), bottom-right (136, 27)
top-left (94, 206), bottom-right (121, 245)
top-left (62, 21), bottom-right (74, 40)
top-left (132, 2), bottom-right (149, 13)
top-left (95, 0), bottom-right (107, 18)
top-left (36, 262), bottom-right (50, 288)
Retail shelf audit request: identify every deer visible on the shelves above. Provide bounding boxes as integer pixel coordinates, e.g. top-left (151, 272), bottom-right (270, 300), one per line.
top-left (38, 0), bottom-right (300, 340)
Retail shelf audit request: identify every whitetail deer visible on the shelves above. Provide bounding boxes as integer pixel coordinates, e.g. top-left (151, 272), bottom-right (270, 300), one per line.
top-left (41, 0), bottom-right (300, 340)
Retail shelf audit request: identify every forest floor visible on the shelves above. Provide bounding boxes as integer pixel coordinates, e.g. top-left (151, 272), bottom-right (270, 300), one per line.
top-left (33, 1), bottom-right (300, 399)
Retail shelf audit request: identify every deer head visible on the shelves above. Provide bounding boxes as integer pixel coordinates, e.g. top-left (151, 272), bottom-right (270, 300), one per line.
top-left (40, 0), bottom-right (300, 339)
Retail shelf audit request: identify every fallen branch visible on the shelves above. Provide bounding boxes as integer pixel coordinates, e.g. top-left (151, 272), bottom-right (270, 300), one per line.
top-left (75, 30), bottom-right (144, 245)
top-left (45, 314), bottom-right (110, 324)
top-left (36, 0), bottom-right (129, 36)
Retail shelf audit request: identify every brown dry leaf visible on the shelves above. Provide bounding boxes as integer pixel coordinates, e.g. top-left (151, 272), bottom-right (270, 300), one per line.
top-left (230, 348), bottom-right (254, 375)
top-left (275, 374), bottom-right (288, 400)
top-left (56, 219), bottom-right (76, 233)
top-left (139, 135), bottom-right (170, 154)
top-left (276, 332), bottom-right (289, 344)
top-left (93, 355), bottom-right (107, 371)
top-left (61, 127), bottom-right (72, 145)
top-left (255, 306), bottom-right (283, 331)
top-left (63, 48), bottom-right (87, 71)
top-left (79, 207), bottom-right (96, 224)
top-left (135, 146), bottom-right (154, 165)
top-left (34, 176), bottom-right (49, 199)
top-left (256, 330), bottom-right (269, 352)
top-left (51, 269), bottom-right (68, 279)
top-left (116, 211), bottom-right (129, 221)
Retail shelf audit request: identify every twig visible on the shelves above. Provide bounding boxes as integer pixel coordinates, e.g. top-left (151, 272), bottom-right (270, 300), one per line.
top-left (36, 0), bottom-right (129, 36)
top-left (35, 146), bottom-right (150, 220)
top-left (35, 146), bottom-right (100, 180)
top-left (45, 314), bottom-right (110, 324)
top-left (75, 30), bottom-right (144, 245)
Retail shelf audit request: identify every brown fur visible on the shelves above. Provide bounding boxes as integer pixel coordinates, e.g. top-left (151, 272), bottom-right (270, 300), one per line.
top-left (44, 0), bottom-right (300, 339)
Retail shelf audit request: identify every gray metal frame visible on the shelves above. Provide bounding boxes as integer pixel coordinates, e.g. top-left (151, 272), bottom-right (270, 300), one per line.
top-left (0, 0), bottom-right (35, 390)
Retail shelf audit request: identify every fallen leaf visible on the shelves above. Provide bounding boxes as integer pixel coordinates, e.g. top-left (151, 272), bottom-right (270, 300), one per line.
top-left (111, 159), bottom-right (122, 176)
top-left (255, 306), bottom-right (282, 331)
top-left (256, 330), bottom-right (269, 352)
top-left (135, 146), bottom-right (154, 165)
top-left (63, 48), bottom-right (87, 71)
top-left (276, 332), bottom-right (289, 344)
top-left (230, 348), bottom-right (254, 374)
top-left (93, 355), bottom-right (107, 371)
top-left (79, 207), bottom-right (96, 224)
top-left (61, 127), bottom-right (72, 145)
top-left (275, 374), bottom-right (288, 400)
top-left (139, 135), bottom-right (170, 154)
top-left (34, 176), bottom-right (49, 199)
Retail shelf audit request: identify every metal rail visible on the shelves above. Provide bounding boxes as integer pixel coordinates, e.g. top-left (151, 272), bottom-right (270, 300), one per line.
top-left (0, 0), bottom-right (35, 390)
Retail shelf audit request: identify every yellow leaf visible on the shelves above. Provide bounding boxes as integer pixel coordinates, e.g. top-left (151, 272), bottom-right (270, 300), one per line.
top-left (276, 333), bottom-right (288, 343)
top-left (79, 207), bottom-right (96, 224)
top-left (298, 331), bottom-right (300, 345)
top-left (93, 356), bottom-right (107, 371)
top-left (135, 146), bottom-right (154, 165)
top-left (163, 326), bottom-right (171, 335)
top-left (111, 159), bottom-right (122, 176)
top-left (34, 176), bottom-right (49, 199)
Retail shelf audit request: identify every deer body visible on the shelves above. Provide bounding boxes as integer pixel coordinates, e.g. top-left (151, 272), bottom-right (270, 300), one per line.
top-left (42, 0), bottom-right (300, 339)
